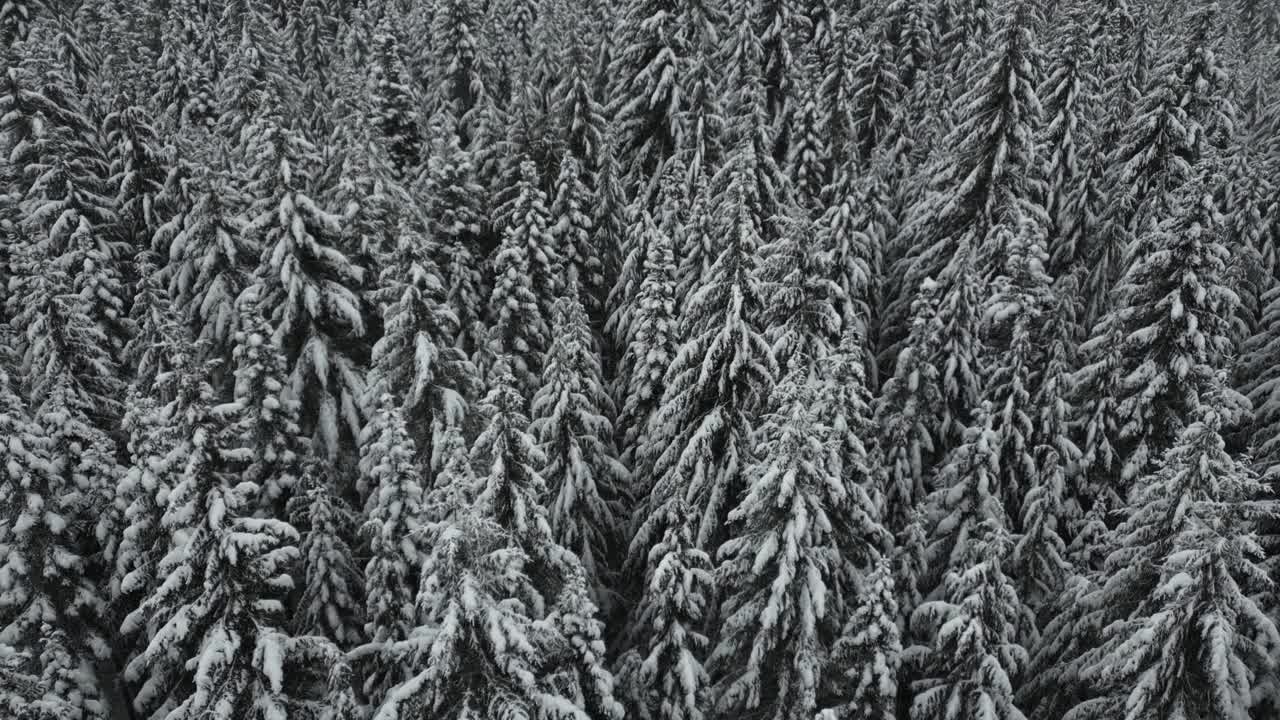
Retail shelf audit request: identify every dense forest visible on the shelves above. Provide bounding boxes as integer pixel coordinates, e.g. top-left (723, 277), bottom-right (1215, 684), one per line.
top-left (0, 0), bottom-right (1279, 718)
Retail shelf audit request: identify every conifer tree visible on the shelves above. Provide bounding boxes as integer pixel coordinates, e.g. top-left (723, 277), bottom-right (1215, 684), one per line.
top-left (920, 403), bottom-right (1012, 596)
top-left (487, 160), bottom-right (561, 391)
top-left (786, 61), bottom-right (827, 213)
top-left (756, 0), bottom-right (801, 142)
top-left (616, 502), bottom-right (713, 720)
top-left (760, 215), bottom-right (843, 371)
top-left (368, 218), bottom-right (476, 466)
top-left (819, 560), bottom-right (902, 720)
top-left (983, 222), bottom-right (1051, 520)
top-left (882, 0), bottom-right (934, 93)
top-left (550, 155), bottom-right (605, 315)
top-left (908, 522), bottom-right (1029, 720)
top-left (429, 0), bottom-right (493, 143)
top-left (1242, 283), bottom-right (1280, 480)
top-left (164, 160), bottom-right (252, 362)
top-left (0, 0), bottom-right (31, 51)
top-left (221, 292), bottom-right (307, 513)
top-left (711, 368), bottom-right (883, 720)
top-left (849, 27), bottom-right (905, 168)
top-left (421, 120), bottom-right (488, 353)
top-left (887, 0), bottom-right (1045, 355)
top-left (105, 102), bottom-right (170, 251)
top-left (245, 120), bottom-right (367, 460)
top-left (356, 395), bottom-right (426, 698)
top-left (615, 209), bottom-right (679, 469)
top-left (1099, 15), bottom-right (1234, 284)
top-left (1039, 15), bottom-right (1098, 280)
top-left (608, 158), bottom-right (686, 360)
top-left (0, 360), bottom-right (99, 659)
top-left (1096, 176), bottom-right (1245, 491)
top-left (1068, 400), bottom-right (1278, 718)
top-left (631, 148), bottom-right (777, 559)
top-left (470, 364), bottom-right (555, 553)
top-left (369, 18), bottom-right (421, 178)
top-left (531, 295), bottom-right (627, 609)
top-left (122, 371), bottom-right (302, 720)
top-left (375, 507), bottom-right (622, 720)
top-left (111, 339), bottom-right (205, 616)
top-left (287, 465), bottom-right (364, 648)
top-left (874, 285), bottom-right (945, 535)
top-left (608, 0), bottom-right (725, 186)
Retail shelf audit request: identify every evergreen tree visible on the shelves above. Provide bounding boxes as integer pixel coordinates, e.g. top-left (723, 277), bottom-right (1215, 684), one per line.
top-left (617, 502), bottom-right (713, 720)
top-left (615, 209), bottom-right (680, 470)
top-left (886, 0), bottom-right (1045, 357)
top-left (818, 560), bottom-right (902, 720)
top-left (849, 26), bottom-right (905, 168)
top-left (982, 222), bottom-right (1052, 521)
top-left (711, 368), bottom-right (883, 720)
top-left (908, 522), bottom-right (1029, 720)
top-left (421, 120), bottom-right (488, 354)
top-left (374, 508), bottom-right (623, 720)
top-left (1039, 15), bottom-right (1099, 281)
top-left (487, 160), bottom-right (561, 391)
top-left (882, 0), bottom-right (934, 93)
top-left (815, 329), bottom-right (880, 515)
top-left (164, 160), bottom-right (253, 362)
top-left (1242, 284), bottom-right (1280, 481)
top-left (287, 465), bottom-right (364, 648)
top-left (368, 217), bottom-right (476, 466)
top-left (608, 0), bottom-right (725, 186)
top-left (111, 339), bottom-right (206, 617)
top-left (1099, 176), bottom-right (1245, 491)
top-left (874, 285), bottom-right (945, 535)
top-left (355, 395), bottom-right (426, 699)
top-left (104, 101), bottom-right (170, 251)
top-left (429, 0), bottom-right (493, 143)
top-left (760, 214), bottom-right (843, 371)
top-left (550, 155), bottom-right (605, 315)
top-left (631, 147), bottom-right (777, 559)
top-left (0, 360), bottom-right (98, 656)
top-left (245, 120), bottom-right (367, 460)
top-left (221, 291), bottom-right (308, 513)
top-left (531, 295), bottom-right (627, 610)
top-left (1068, 400), bottom-right (1278, 718)
top-left (470, 364), bottom-right (555, 553)
top-left (920, 403), bottom-right (1014, 596)
top-left (121, 372), bottom-right (302, 720)
top-left (607, 158), bottom-right (686, 361)
top-left (0, 0), bottom-right (32, 51)
top-left (756, 0), bottom-right (801, 141)
top-left (369, 18), bottom-right (421, 178)
top-left (786, 60), bottom-right (827, 213)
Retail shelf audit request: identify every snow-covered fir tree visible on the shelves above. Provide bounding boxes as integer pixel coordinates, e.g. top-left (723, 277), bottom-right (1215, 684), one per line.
top-left (121, 367), bottom-right (304, 720)
top-left (287, 463), bottom-right (364, 648)
top-left (818, 559), bottom-right (902, 720)
top-left (615, 501), bottom-right (714, 720)
top-left (630, 135), bottom-right (777, 560)
top-left (908, 521), bottom-right (1029, 720)
top-left (531, 294), bottom-right (627, 609)
top-left (244, 119), bottom-right (368, 460)
top-left (1096, 174), bottom-right (1245, 491)
top-left (1066, 394), bottom-right (1278, 718)
top-left (375, 505), bottom-right (622, 720)
top-left (711, 366), bottom-right (884, 720)
top-left (367, 217), bottom-right (476, 466)
top-left (355, 394), bottom-right (427, 700)
top-left (487, 160), bottom-right (562, 391)
top-left (220, 290), bottom-right (308, 513)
